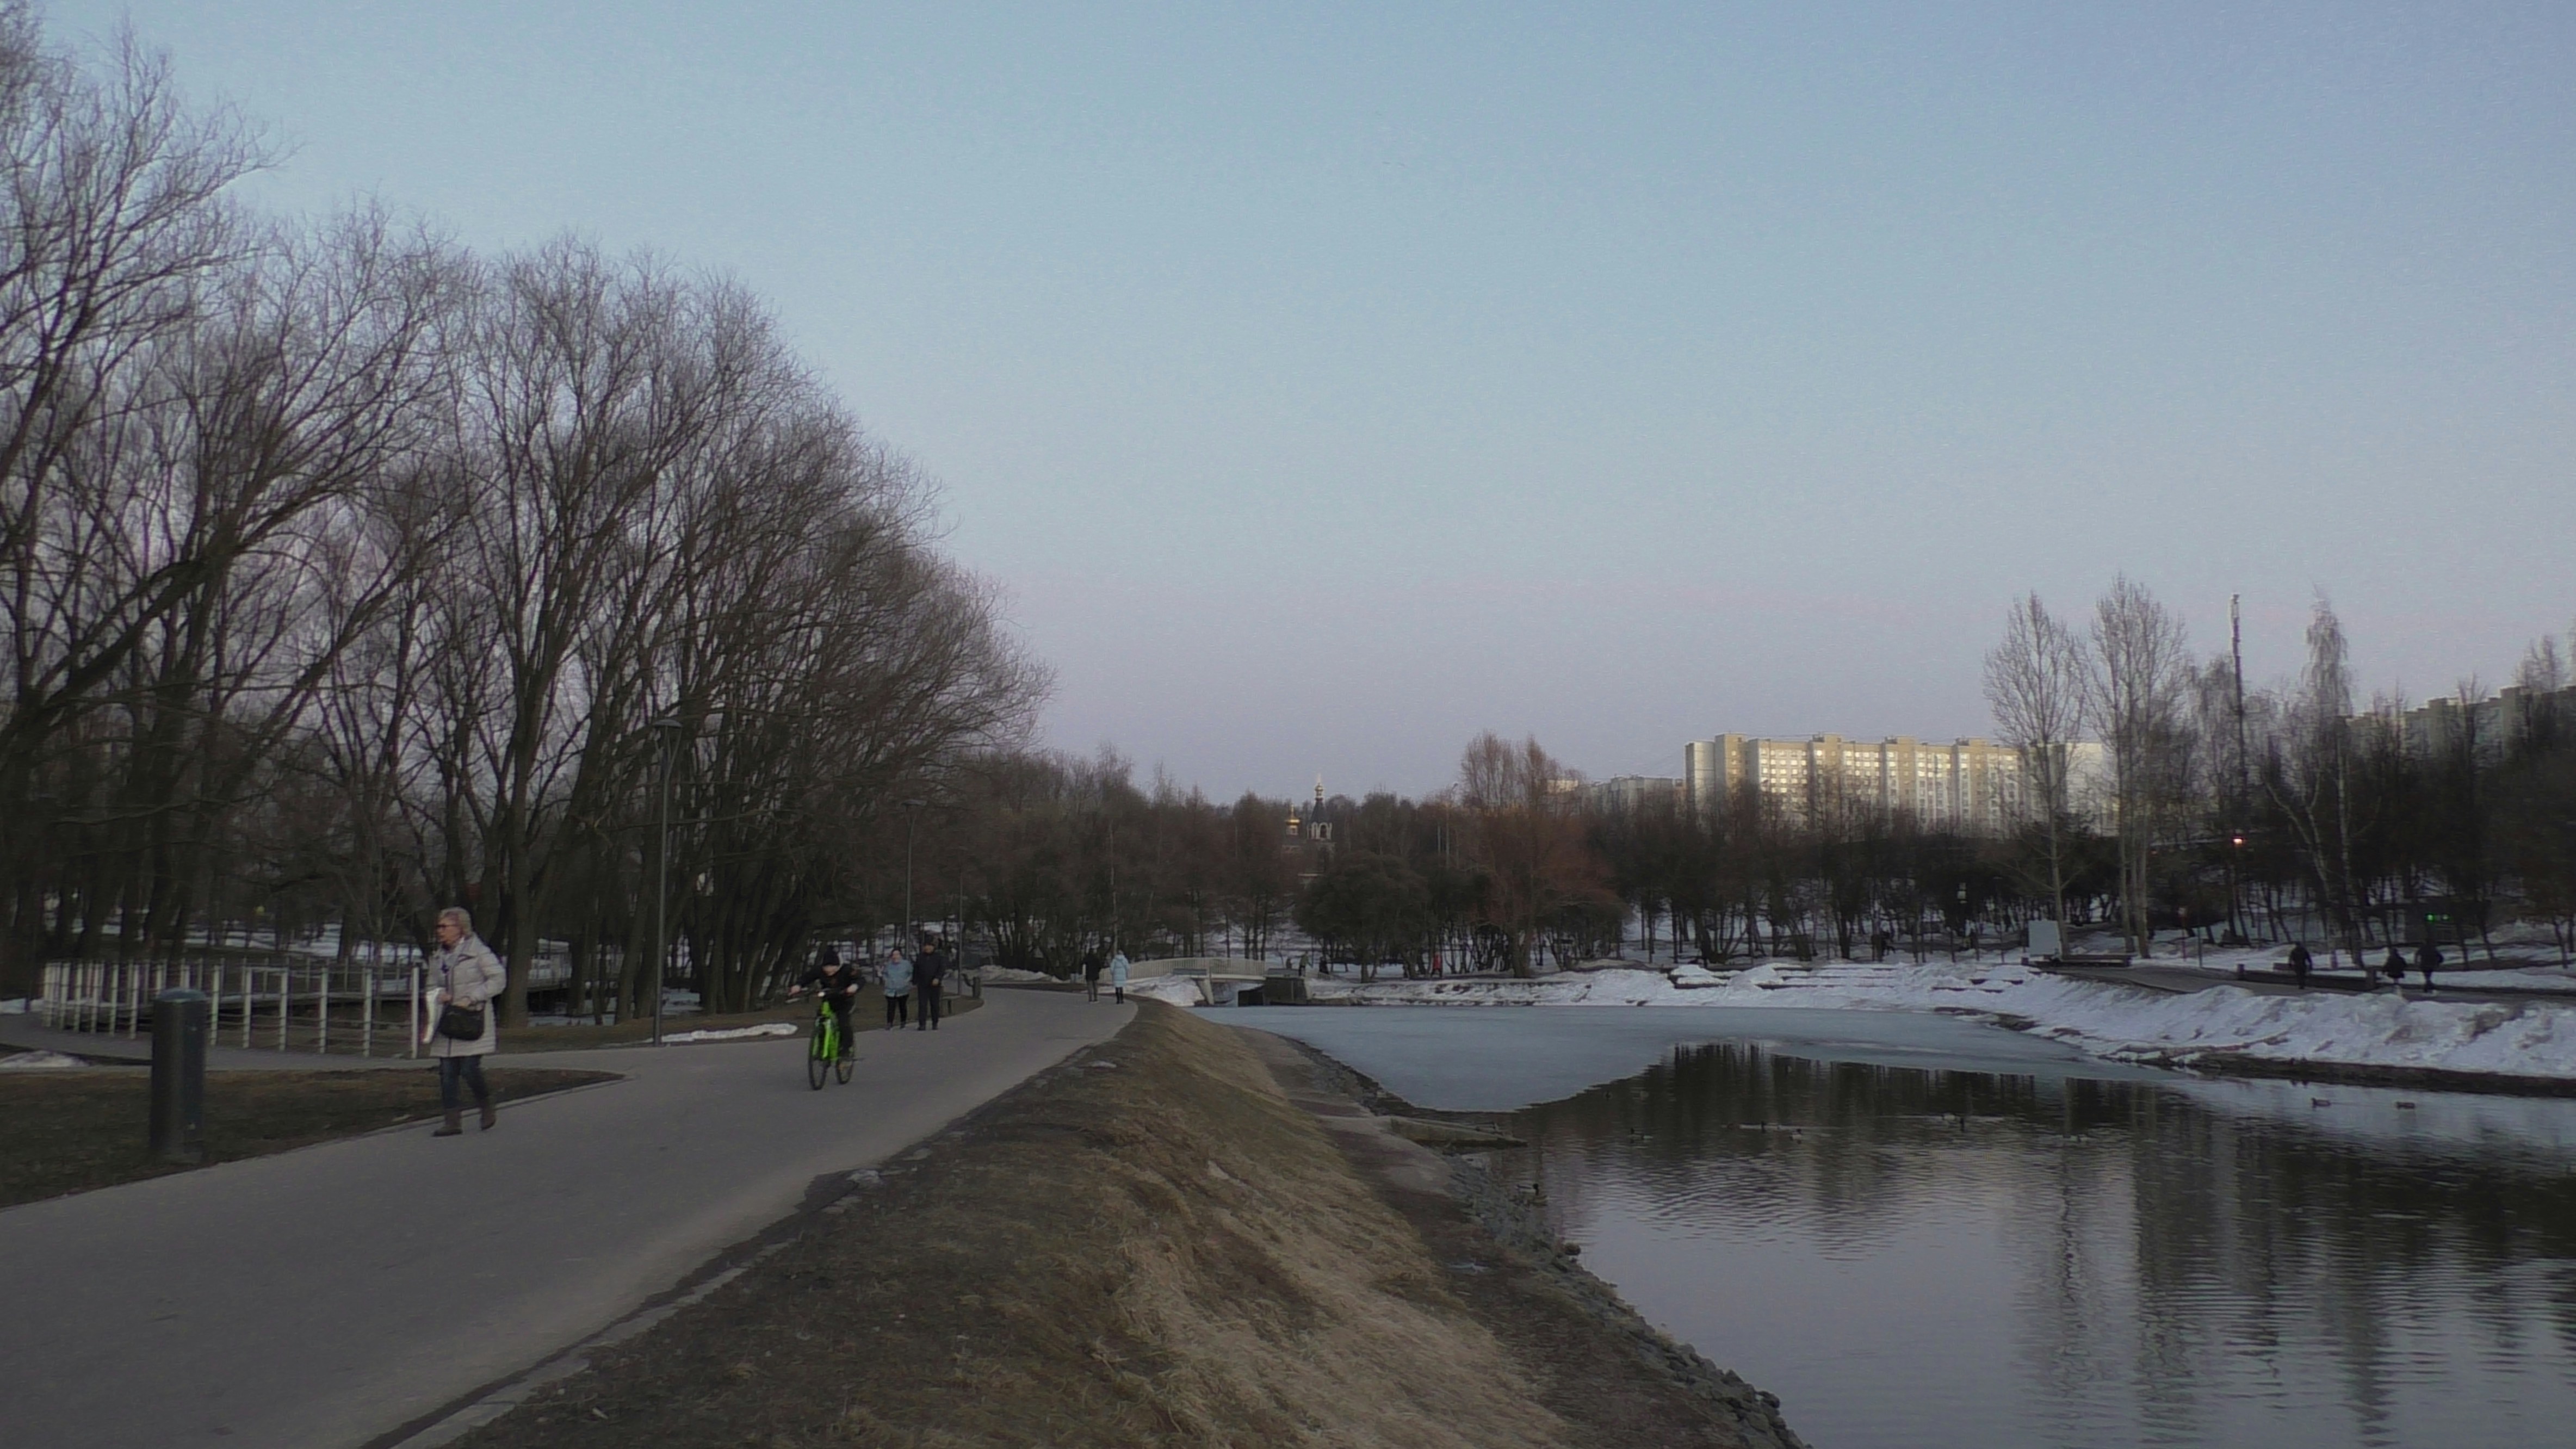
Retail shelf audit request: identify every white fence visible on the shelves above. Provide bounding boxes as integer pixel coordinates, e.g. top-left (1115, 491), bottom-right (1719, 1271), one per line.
top-left (37, 957), bottom-right (428, 1057)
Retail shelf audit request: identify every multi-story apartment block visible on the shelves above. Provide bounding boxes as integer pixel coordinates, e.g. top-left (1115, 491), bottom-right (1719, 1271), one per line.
top-left (1581, 774), bottom-right (1686, 814)
top-left (1683, 733), bottom-right (2107, 837)
top-left (2353, 684), bottom-right (2576, 765)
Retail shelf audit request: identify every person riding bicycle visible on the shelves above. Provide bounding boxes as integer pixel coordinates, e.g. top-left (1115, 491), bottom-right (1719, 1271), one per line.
top-left (788, 955), bottom-right (863, 1056)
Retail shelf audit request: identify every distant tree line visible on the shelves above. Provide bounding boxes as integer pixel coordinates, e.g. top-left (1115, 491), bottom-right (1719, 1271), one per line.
top-left (906, 584), bottom-right (2576, 978)
top-left (0, 7), bottom-right (1038, 1019)
top-left (1983, 577), bottom-right (2576, 965)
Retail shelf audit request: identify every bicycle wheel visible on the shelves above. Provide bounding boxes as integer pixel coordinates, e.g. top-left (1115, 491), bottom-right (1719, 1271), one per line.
top-left (807, 1021), bottom-right (831, 1091)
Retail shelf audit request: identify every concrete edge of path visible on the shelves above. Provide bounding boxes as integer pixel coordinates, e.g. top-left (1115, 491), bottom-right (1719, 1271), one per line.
top-left (362, 1161), bottom-right (880, 1449)
top-left (360, 991), bottom-right (1130, 1448)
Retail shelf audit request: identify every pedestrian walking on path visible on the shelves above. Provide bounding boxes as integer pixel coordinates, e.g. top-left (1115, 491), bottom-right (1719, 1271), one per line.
top-left (2383, 945), bottom-right (2407, 986)
top-left (2287, 941), bottom-right (2313, 989)
top-left (881, 946), bottom-right (912, 1029)
top-left (1083, 946), bottom-right (1104, 1002)
top-left (428, 907), bottom-right (505, 1136)
top-left (915, 938), bottom-right (945, 1031)
top-left (1108, 948), bottom-right (1129, 1005)
top-left (2417, 940), bottom-right (2444, 993)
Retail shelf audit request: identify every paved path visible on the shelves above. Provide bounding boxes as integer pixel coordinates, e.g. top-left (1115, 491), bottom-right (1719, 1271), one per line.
top-left (0, 987), bottom-right (1131, 1449)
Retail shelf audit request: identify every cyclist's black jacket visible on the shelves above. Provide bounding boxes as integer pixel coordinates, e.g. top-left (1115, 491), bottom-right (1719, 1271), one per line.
top-left (799, 967), bottom-right (863, 1006)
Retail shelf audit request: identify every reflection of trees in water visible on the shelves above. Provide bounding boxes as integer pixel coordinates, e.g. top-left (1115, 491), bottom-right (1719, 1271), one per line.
top-left (1514, 1044), bottom-right (2576, 1440)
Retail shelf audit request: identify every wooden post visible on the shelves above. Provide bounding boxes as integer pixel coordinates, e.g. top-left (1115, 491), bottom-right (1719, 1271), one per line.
top-left (318, 962), bottom-right (331, 1055)
top-left (363, 967), bottom-right (376, 1058)
top-left (277, 965), bottom-right (289, 1051)
top-left (407, 966), bottom-right (421, 1060)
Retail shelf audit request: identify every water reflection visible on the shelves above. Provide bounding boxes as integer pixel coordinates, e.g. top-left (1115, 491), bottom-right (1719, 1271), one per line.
top-left (1503, 1045), bottom-right (2576, 1449)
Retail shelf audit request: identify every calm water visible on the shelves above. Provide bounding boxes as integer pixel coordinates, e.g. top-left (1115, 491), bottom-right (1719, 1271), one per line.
top-left (1249, 1008), bottom-right (2576, 1449)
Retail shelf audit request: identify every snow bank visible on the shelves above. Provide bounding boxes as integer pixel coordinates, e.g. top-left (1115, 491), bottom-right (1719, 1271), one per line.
top-left (1287, 962), bottom-right (2576, 1083)
top-left (0, 1049), bottom-right (86, 1070)
top-left (1129, 976), bottom-right (1211, 1007)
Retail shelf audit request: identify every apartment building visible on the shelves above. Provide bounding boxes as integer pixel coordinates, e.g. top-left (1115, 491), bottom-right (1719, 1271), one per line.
top-left (1683, 733), bottom-right (2106, 837)
top-left (2354, 684), bottom-right (2576, 765)
top-left (1581, 774), bottom-right (1687, 814)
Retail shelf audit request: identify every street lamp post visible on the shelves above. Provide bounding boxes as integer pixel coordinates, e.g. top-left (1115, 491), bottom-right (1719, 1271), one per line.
top-left (902, 798), bottom-right (926, 949)
top-left (649, 717), bottom-right (685, 1047)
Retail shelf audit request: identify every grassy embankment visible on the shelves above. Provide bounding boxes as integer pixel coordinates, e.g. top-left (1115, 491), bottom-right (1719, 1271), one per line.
top-left (0, 1066), bottom-right (617, 1208)
top-left (455, 1000), bottom-right (1801, 1449)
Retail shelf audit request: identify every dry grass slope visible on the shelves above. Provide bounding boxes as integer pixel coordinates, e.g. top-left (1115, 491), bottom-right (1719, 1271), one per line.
top-left (466, 1001), bottom-right (1580, 1448)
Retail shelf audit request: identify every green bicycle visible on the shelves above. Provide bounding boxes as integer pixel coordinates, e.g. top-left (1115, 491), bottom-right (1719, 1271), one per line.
top-left (807, 999), bottom-right (854, 1089)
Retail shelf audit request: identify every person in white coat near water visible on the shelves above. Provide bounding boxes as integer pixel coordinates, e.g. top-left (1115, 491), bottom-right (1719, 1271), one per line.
top-left (1107, 948), bottom-right (1130, 1005)
top-left (428, 907), bottom-right (505, 1136)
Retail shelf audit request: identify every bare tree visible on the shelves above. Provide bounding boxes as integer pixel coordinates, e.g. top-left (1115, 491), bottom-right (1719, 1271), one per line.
top-left (1984, 592), bottom-right (2090, 937)
top-left (2089, 576), bottom-right (2192, 957)
top-left (2262, 598), bottom-right (2366, 960)
top-left (1454, 733), bottom-right (1607, 976)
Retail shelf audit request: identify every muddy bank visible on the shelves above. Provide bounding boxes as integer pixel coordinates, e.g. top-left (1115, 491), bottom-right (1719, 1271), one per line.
top-left (450, 1000), bottom-right (1799, 1448)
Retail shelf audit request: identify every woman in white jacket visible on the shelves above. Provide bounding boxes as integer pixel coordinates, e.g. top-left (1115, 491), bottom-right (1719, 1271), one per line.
top-left (429, 907), bottom-right (506, 1136)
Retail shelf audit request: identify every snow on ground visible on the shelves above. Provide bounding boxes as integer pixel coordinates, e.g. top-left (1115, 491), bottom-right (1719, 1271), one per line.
top-left (1283, 961), bottom-right (2576, 1083)
top-left (656, 1023), bottom-right (798, 1044)
top-left (0, 1049), bottom-right (87, 1070)
top-left (1129, 976), bottom-right (1211, 1007)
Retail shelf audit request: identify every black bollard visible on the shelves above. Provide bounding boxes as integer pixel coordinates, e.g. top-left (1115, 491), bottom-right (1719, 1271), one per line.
top-left (150, 988), bottom-right (209, 1164)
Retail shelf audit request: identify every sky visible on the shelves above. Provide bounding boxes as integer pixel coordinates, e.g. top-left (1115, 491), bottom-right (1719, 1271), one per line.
top-left (53, 2), bottom-right (2576, 799)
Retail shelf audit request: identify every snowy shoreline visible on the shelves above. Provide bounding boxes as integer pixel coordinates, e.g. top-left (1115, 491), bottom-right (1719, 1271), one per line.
top-left (1142, 958), bottom-right (2576, 1094)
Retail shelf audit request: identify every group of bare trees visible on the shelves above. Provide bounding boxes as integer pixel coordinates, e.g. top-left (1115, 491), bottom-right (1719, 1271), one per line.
top-left (884, 735), bottom-right (1624, 982)
top-left (0, 9), bottom-right (1037, 1017)
top-left (1985, 575), bottom-right (2576, 963)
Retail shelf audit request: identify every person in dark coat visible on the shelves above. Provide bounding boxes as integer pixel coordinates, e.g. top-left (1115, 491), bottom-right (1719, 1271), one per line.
top-left (789, 956), bottom-right (862, 1056)
top-left (1083, 947), bottom-right (1105, 1002)
top-left (2383, 945), bottom-right (2407, 986)
top-left (2286, 942), bottom-right (2313, 989)
top-left (914, 938), bottom-right (945, 1031)
top-left (2416, 940), bottom-right (2443, 992)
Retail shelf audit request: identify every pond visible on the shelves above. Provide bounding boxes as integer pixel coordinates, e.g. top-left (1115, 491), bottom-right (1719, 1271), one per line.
top-left (1248, 1006), bottom-right (2576, 1449)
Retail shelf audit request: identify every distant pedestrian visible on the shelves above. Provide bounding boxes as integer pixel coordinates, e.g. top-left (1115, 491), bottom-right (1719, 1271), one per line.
top-left (427, 907), bottom-right (505, 1136)
top-left (881, 947), bottom-right (913, 1029)
top-left (915, 939), bottom-right (944, 1031)
top-left (2417, 940), bottom-right (2443, 992)
top-left (2286, 942), bottom-right (2313, 989)
top-left (1083, 946), bottom-right (1105, 1002)
top-left (2383, 946), bottom-right (2407, 986)
top-left (1108, 948), bottom-right (1129, 1005)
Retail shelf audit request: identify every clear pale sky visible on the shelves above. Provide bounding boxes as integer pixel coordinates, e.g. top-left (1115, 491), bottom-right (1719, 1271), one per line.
top-left (58, 2), bottom-right (2576, 798)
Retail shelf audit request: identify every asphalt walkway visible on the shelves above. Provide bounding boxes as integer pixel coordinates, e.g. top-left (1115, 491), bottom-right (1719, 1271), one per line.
top-left (0, 986), bottom-right (1131, 1449)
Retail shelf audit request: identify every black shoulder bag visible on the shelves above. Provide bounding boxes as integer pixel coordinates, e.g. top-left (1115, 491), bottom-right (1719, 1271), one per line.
top-left (437, 1000), bottom-right (487, 1040)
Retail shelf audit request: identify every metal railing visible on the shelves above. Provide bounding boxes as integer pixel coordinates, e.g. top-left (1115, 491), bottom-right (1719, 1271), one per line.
top-left (36, 957), bottom-right (428, 1057)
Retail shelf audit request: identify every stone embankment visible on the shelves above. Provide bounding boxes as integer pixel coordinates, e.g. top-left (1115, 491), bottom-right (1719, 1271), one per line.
top-left (455, 1000), bottom-right (1802, 1448)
